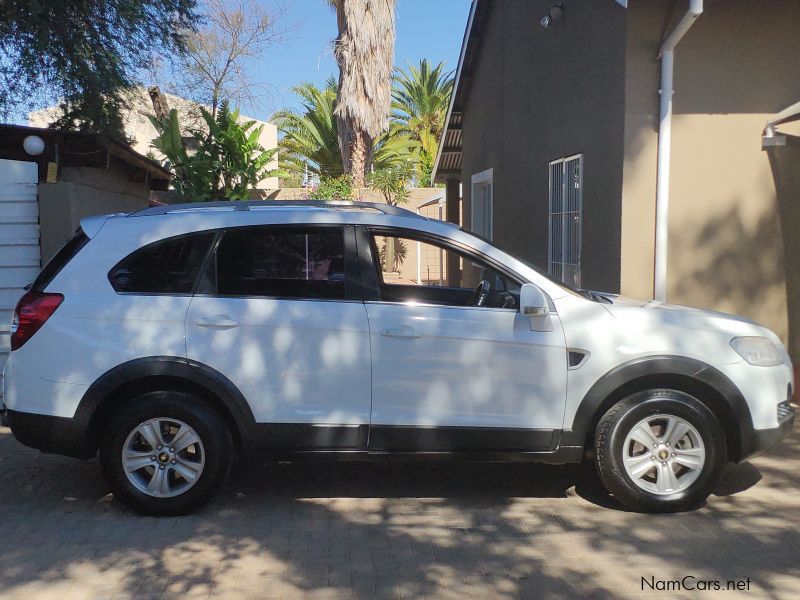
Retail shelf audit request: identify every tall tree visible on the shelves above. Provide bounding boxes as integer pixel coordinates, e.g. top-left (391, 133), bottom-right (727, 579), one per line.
top-left (327, 0), bottom-right (397, 188)
top-left (168, 0), bottom-right (292, 119)
top-left (0, 0), bottom-right (200, 138)
top-left (392, 59), bottom-right (454, 184)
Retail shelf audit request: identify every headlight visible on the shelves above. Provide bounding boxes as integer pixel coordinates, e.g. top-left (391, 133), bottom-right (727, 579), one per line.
top-left (730, 336), bottom-right (783, 366)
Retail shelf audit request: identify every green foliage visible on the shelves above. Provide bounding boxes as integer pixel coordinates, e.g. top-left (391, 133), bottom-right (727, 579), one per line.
top-left (274, 78), bottom-right (343, 181)
top-left (201, 103), bottom-right (281, 200)
top-left (149, 109), bottom-right (214, 198)
top-left (149, 101), bottom-right (280, 201)
top-left (392, 59), bottom-right (454, 184)
top-left (368, 162), bottom-right (414, 206)
top-left (0, 0), bottom-right (200, 137)
top-left (309, 175), bottom-right (354, 201)
top-left (368, 160), bottom-right (413, 273)
top-left (275, 78), bottom-right (418, 187)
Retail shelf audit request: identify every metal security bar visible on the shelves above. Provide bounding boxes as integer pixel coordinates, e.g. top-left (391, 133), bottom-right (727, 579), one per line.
top-left (548, 155), bottom-right (583, 288)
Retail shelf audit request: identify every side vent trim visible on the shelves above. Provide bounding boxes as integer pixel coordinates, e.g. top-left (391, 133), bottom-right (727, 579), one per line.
top-left (568, 349), bottom-right (590, 370)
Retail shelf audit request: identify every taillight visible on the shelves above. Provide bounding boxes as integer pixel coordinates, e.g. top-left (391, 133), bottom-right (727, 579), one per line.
top-left (10, 292), bottom-right (64, 350)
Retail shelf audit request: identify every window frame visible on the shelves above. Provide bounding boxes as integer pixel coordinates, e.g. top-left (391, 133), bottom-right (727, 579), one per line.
top-left (470, 168), bottom-right (494, 241)
top-left (107, 230), bottom-right (218, 297)
top-left (193, 223), bottom-right (361, 303)
top-left (361, 225), bottom-right (525, 310)
top-left (548, 154), bottom-right (583, 288)
top-left (33, 228), bottom-right (89, 292)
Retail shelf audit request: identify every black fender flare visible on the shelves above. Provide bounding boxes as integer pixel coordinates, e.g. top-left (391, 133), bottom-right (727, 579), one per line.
top-left (74, 356), bottom-right (256, 452)
top-left (560, 355), bottom-right (754, 460)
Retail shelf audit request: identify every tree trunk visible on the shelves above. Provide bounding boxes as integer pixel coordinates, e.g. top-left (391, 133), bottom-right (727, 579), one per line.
top-left (338, 121), bottom-right (372, 189)
top-left (331, 0), bottom-right (395, 188)
top-left (148, 86), bottom-right (171, 121)
top-left (349, 129), bottom-right (370, 189)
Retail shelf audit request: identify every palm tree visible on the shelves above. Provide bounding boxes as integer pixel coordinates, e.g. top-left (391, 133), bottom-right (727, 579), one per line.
top-left (275, 77), bottom-right (417, 186)
top-left (392, 59), bottom-right (454, 184)
top-left (327, 0), bottom-right (397, 188)
top-left (273, 78), bottom-right (343, 181)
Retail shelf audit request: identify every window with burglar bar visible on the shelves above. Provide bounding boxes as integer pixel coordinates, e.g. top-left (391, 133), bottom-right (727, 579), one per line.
top-left (548, 155), bottom-right (582, 288)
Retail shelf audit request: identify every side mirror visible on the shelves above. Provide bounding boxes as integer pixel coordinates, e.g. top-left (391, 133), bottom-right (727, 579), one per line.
top-left (520, 283), bottom-right (549, 317)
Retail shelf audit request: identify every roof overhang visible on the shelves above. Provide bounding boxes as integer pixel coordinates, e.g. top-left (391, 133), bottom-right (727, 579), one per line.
top-left (431, 0), bottom-right (482, 184)
top-left (0, 123), bottom-right (170, 182)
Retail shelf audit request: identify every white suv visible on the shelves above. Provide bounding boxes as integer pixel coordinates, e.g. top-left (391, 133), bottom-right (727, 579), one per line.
top-left (3, 201), bottom-right (794, 515)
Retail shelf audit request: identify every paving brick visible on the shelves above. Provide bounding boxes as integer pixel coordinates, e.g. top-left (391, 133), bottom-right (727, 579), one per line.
top-left (2, 425), bottom-right (800, 599)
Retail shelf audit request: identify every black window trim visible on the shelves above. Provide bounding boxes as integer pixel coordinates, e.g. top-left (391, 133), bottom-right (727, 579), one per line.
top-left (192, 223), bottom-right (362, 302)
top-left (32, 228), bottom-right (90, 292)
top-left (107, 230), bottom-right (219, 297)
top-left (360, 225), bottom-right (528, 307)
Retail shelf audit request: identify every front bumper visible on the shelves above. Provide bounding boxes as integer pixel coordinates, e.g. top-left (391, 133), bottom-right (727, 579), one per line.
top-left (742, 401), bottom-right (795, 461)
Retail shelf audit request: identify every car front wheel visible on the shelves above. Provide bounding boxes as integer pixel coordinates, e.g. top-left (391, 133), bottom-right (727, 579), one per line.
top-left (594, 389), bottom-right (727, 513)
top-left (100, 391), bottom-right (233, 515)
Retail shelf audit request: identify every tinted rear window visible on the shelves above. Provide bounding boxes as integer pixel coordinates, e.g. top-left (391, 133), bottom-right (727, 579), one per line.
top-left (109, 232), bottom-right (215, 294)
top-left (202, 227), bottom-right (346, 300)
top-left (31, 229), bottom-right (89, 292)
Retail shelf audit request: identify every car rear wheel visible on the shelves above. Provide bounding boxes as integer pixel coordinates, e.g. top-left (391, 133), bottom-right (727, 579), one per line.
top-left (594, 389), bottom-right (726, 513)
top-left (100, 391), bottom-right (233, 515)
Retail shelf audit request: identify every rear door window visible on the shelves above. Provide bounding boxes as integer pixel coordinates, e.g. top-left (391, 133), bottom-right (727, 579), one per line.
top-left (201, 226), bottom-right (346, 300)
top-left (108, 232), bottom-right (215, 294)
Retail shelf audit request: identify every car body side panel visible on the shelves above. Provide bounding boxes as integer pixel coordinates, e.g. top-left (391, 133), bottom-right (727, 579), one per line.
top-left (366, 302), bottom-right (568, 431)
top-left (185, 296), bottom-right (372, 425)
top-left (556, 294), bottom-right (793, 433)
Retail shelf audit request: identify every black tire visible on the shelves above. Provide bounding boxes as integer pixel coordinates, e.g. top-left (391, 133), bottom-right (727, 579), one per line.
top-left (100, 390), bottom-right (233, 516)
top-left (594, 389), bottom-right (726, 513)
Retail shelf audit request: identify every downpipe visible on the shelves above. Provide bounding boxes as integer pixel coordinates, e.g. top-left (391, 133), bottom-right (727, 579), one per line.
top-left (654, 0), bottom-right (703, 302)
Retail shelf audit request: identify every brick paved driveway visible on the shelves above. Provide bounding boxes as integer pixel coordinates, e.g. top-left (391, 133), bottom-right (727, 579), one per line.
top-left (1, 424), bottom-right (799, 600)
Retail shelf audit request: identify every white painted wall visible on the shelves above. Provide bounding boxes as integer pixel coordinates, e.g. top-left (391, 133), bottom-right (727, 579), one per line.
top-left (0, 159), bottom-right (40, 408)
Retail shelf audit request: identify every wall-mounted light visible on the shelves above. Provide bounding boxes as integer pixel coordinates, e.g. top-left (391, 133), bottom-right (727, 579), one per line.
top-left (541, 3), bottom-right (564, 28)
top-left (23, 135), bottom-right (45, 156)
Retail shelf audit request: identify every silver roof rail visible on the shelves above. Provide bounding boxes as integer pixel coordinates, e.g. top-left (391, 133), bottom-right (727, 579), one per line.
top-left (131, 200), bottom-right (427, 219)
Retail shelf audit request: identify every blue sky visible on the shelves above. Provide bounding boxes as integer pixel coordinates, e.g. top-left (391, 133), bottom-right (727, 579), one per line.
top-left (251, 0), bottom-right (471, 120)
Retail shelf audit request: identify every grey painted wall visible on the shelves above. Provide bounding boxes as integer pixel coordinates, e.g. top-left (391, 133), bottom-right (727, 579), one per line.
top-left (38, 182), bottom-right (148, 262)
top-left (459, 0), bottom-right (627, 293)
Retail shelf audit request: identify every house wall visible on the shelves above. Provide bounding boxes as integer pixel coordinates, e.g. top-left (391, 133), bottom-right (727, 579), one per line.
top-left (459, 0), bottom-right (627, 293)
top-left (620, 0), bottom-right (800, 347)
top-left (38, 182), bottom-right (149, 262)
top-left (59, 157), bottom-right (152, 199)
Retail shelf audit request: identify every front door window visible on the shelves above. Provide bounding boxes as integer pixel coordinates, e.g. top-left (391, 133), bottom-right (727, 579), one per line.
top-left (371, 232), bottom-right (520, 309)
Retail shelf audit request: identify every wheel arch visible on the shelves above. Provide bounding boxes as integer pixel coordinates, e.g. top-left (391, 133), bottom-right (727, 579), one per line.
top-left (76, 357), bottom-right (256, 457)
top-left (562, 356), bottom-right (754, 462)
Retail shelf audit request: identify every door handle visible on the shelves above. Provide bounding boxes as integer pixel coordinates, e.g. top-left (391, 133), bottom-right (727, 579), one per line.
top-left (195, 316), bottom-right (240, 330)
top-left (381, 326), bottom-right (422, 339)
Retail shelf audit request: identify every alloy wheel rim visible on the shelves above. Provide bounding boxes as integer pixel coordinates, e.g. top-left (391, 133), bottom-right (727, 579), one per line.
top-left (621, 413), bottom-right (705, 495)
top-left (121, 417), bottom-right (206, 498)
